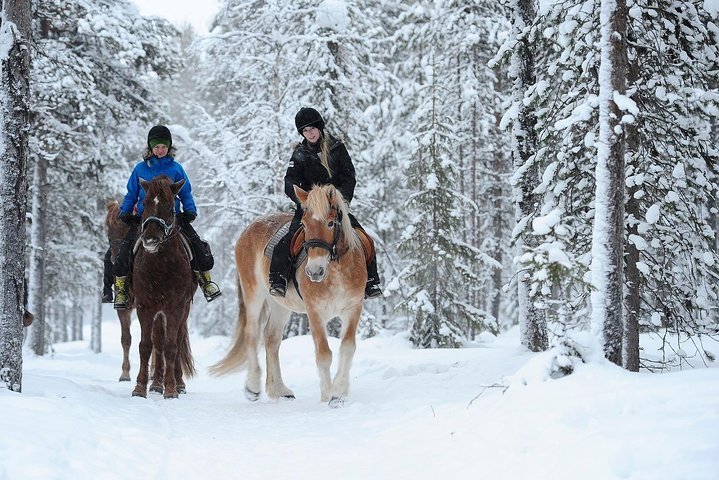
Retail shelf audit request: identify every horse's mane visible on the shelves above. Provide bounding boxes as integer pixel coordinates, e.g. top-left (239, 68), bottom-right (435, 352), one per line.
top-left (306, 184), bottom-right (362, 252)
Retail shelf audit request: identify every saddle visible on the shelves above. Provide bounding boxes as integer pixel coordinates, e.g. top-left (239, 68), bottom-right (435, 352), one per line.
top-left (264, 222), bottom-right (375, 265)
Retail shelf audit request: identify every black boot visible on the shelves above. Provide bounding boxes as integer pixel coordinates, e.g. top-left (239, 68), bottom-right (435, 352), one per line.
top-left (364, 258), bottom-right (382, 299)
top-left (269, 273), bottom-right (287, 297)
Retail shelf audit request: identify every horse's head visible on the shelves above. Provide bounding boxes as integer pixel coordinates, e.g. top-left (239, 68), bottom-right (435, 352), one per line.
top-left (139, 175), bottom-right (184, 253)
top-left (294, 184), bottom-right (359, 283)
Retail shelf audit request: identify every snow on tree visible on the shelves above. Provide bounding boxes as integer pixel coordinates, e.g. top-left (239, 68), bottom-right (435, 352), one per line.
top-left (26, 0), bottom-right (181, 353)
top-left (397, 58), bottom-right (495, 349)
top-left (590, 0), bottom-right (627, 366)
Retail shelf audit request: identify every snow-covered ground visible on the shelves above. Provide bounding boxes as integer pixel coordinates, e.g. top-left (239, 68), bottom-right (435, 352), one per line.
top-left (3, 307), bottom-right (718, 480)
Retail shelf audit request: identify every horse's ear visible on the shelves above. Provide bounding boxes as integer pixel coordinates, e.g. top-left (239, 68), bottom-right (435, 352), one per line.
top-left (171, 178), bottom-right (186, 195)
top-left (294, 185), bottom-right (308, 205)
top-left (139, 178), bottom-right (150, 190)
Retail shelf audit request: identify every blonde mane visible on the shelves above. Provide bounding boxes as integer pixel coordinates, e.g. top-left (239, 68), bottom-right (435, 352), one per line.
top-left (305, 184), bottom-right (362, 252)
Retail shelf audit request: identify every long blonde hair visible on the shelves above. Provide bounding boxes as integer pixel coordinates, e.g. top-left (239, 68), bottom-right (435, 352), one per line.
top-left (318, 134), bottom-right (332, 176)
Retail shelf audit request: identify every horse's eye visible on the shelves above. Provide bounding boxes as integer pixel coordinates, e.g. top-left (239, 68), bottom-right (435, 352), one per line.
top-left (328, 221), bottom-right (335, 228)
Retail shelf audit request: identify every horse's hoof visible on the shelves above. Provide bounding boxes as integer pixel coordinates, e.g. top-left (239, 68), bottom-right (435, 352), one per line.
top-left (245, 386), bottom-right (260, 402)
top-left (132, 389), bottom-right (147, 398)
top-left (177, 386), bottom-right (186, 394)
top-left (328, 397), bottom-right (345, 408)
top-left (149, 385), bottom-right (164, 394)
top-left (282, 394), bottom-right (296, 400)
top-left (164, 392), bottom-right (179, 399)
top-left (119, 376), bottom-right (131, 382)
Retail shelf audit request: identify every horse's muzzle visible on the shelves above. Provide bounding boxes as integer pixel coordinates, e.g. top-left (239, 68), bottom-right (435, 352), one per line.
top-left (142, 237), bottom-right (161, 253)
top-left (305, 264), bottom-right (327, 282)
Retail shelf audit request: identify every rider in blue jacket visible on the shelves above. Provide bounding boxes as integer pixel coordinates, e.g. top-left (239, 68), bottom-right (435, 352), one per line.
top-left (111, 125), bottom-right (221, 309)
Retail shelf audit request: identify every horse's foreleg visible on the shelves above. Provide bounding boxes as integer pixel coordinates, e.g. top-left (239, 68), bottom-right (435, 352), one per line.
top-left (118, 310), bottom-right (132, 382)
top-left (307, 311), bottom-right (333, 402)
top-left (149, 315), bottom-right (165, 395)
top-left (161, 313), bottom-right (181, 399)
top-left (328, 305), bottom-right (362, 407)
top-left (264, 303), bottom-right (294, 400)
top-left (132, 313), bottom-right (153, 398)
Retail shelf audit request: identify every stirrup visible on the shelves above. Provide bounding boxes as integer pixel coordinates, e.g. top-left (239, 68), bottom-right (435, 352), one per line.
top-left (102, 292), bottom-right (113, 303)
top-left (269, 280), bottom-right (287, 297)
top-left (364, 284), bottom-right (383, 299)
top-left (201, 281), bottom-right (222, 302)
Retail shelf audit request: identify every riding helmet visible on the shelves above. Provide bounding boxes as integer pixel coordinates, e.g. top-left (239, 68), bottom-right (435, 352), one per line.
top-left (295, 107), bottom-right (325, 135)
top-left (147, 125), bottom-right (172, 148)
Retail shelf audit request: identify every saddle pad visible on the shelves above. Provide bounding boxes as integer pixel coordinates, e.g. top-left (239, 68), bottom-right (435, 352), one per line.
top-left (265, 221), bottom-right (375, 265)
top-left (265, 222), bottom-right (308, 267)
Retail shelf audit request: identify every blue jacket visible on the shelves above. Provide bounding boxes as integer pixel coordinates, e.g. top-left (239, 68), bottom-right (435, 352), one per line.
top-left (120, 155), bottom-right (197, 216)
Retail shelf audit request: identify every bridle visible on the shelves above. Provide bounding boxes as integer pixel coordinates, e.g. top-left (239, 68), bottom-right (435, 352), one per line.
top-left (140, 211), bottom-right (179, 244)
top-left (302, 206), bottom-right (342, 262)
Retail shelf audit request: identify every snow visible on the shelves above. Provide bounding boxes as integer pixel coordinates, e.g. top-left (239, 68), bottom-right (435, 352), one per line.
top-left (3, 309), bottom-right (719, 480)
top-left (317, 0), bottom-right (350, 33)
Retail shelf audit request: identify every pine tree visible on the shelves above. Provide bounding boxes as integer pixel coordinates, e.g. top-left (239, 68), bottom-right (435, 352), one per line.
top-left (398, 60), bottom-right (492, 349)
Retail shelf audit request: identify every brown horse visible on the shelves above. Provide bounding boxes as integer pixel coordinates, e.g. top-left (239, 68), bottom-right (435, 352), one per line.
top-left (130, 175), bottom-right (197, 399)
top-left (210, 184), bottom-right (366, 407)
top-left (104, 200), bottom-right (134, 381)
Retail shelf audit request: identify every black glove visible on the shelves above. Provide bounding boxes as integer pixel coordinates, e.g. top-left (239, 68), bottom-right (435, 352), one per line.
top-left (182, 211), bottom-right (197, 224)
top-left (119, 211), bottom-right (140, 226)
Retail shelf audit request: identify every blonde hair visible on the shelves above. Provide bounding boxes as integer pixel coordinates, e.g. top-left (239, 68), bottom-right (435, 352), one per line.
top-left (319, 134), bottom-right (332, 176)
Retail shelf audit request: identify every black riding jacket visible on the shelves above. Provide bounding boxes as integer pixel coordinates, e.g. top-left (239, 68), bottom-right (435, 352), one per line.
top-left (284, 134), bottom-right (356, 206)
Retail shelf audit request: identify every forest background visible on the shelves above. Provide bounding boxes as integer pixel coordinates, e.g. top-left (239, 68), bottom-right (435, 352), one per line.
top-left (11, 0), bottom-right (719, 375)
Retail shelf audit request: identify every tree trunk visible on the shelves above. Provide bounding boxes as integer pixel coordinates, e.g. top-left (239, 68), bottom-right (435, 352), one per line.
top-left (591, 0), bottom-right (627, 366)
top-left (513, 0), bottom-right (547, 352)
top-left (0, 0), bottom-right (32, 392)
top-left (91, 278), bottom-right (102, 353)
top-left (623, 48), bottom-right (640, 372)
top-left (28, 153), bottom-right (48, 355)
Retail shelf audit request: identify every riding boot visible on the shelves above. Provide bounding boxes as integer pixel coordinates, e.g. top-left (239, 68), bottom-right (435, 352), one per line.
top-left (364, 257), bottom-right (383, 299)
top-left (102, 248), bottom-right (114, 303)
top-left (269, 271), bottom-right (288, 297)
top-left (114, 276), bottom-right (129, 310)
top-left (196, 271), bottom-right (222, 302)
top-left (269, 233), bottom-right (293, 297)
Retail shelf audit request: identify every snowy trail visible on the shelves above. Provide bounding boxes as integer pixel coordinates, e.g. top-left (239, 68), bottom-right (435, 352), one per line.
top-left (4, 306), bottom-right (719, 480)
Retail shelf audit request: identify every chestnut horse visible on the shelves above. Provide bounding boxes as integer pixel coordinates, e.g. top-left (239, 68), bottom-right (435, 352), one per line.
top-left (210, 184), bottom-right (366, 407)
top-left (104, 200), bottom-right (133, 381)
top-left (131, 175), bottom-right (197, 399)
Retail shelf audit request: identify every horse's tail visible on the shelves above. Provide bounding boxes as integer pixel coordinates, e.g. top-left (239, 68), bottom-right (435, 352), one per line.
top-left (208, 271), bottom-right (249, 376)
top-left (178, 317), bottom-right (196, 378)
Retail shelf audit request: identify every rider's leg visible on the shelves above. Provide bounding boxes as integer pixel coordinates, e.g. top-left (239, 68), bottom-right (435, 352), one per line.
top-left (181, 222), bottom-right (221, 302)
top-left (269, 209), bottom-right (303, 297)
top-left (347, 213), bottom-right (383, 299)
top-left (113, 226), bottom-right (137, 310)
top-left (102, 247), bottom-right (114, 303)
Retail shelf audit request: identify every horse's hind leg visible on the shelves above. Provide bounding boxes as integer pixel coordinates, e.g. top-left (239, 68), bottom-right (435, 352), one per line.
top-left (132, 311), bottom-right (153, 398)
top-left (242, 296), bottom-right (264, 401)
top-left (118, 310), bottom-right (132, 382)
top-left (264, 303), bottom-right (294, 400)
top-left (328, 304), bottom-right (362, 407)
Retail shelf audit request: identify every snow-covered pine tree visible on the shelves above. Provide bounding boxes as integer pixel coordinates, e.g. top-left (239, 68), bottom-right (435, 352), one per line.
top-left (0, 0), bottom-right (32, 392)
top-left (27, 0), bottom-right (181, 353)
top-left (496, 0), bottom-right (549, 351)
top-left (398, 59), bottom-right (490, 349)
top-left (522, 0), bottom-right (719, 367)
